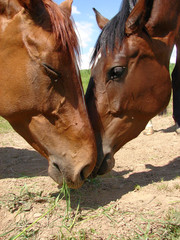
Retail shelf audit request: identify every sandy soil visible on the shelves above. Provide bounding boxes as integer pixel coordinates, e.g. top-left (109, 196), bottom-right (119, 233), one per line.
top-left (0, 115), bottom-right (179, 239)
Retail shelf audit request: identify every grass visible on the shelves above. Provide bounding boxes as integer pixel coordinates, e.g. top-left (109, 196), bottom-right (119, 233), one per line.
top-left (46, 206), bottom-right (180, 239)
top-left (1, 179), bottom-right (180, 240)
top-left (134, 209), bottom-right (180, 240)
top-left (3, 181), bottom-right (69, 240)
top-left (80, 69), bottom-right (91, 93)
top-left (169, 63), bottom-right (175, 75)
top-left (0, 117), bottom-right (13, 133)
top-left (134, 184), bottom-right (141, 191)
top-left (1, 181), bottom-right (116, 239)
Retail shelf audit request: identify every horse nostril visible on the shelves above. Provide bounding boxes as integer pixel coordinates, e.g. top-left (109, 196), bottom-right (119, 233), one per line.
top-left (53, 162), bottom-right (60, 172)
top-left (80, 169), bottom-right (85, 181)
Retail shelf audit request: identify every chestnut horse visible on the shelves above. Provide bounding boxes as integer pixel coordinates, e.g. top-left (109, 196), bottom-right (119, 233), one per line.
top-left (86, 0), bottom-right (180, 177)
top-left (0, 0), bottom-right (97, 188)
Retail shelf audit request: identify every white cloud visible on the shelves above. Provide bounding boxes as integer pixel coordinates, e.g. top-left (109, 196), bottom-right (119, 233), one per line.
top-left (74, 21), bottom-right (94, 69)
top-left (75, 21), bottom-right (94, 48)
top-left (72, 6), bottom-right (80, 15)
top-left (88, 14), bottom-right (95, 20)
top-left (170, 46), bottom-right (177, 63)
top-left (80, 47), bottom-right (94, 69)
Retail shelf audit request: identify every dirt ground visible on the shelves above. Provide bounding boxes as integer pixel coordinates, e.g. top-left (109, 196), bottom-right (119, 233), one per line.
top-left (0, 115), bottom-right (180, 239)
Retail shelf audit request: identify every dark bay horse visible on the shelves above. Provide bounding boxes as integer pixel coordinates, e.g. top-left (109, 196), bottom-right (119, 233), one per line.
top-left (0, 0), bottom-right (97, 188)
top-left (86, 0), bottom-right (180, 177)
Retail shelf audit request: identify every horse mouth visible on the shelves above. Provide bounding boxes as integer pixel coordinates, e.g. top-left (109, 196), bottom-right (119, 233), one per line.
top-left (48, 162), bottom-right (63, 186)
top-left (97, 153), bottom-right (115, 175)
top-left (90, 153), bottom-right (115, 178)
top-left (48, 160), bottom-right (86, 189)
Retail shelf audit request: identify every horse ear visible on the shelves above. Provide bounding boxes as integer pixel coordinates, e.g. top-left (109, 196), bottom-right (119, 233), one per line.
top-left (16, 0), bottom-right (30, 9)
top-left (17, 0), bottom-right (50, 28)
top-left (59, 0), bottom-right (73, 18)
top-left (0, 0), bottom-right (21, 17)
top-left (17, 0), bottom-right (50, 22)
top-left (93, 8), bottom-right (109, 30)
top-left (17, 0), bottom-right (44, 12)
top-left (125, 0), bottom-right (153, 35)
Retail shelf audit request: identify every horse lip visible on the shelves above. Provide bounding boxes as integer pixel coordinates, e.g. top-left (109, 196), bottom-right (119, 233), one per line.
top-left (97, 153), bottom-right (111, 174)
top-left (89, 150), bottom-right (104, 178)
top-left (90, 152), bottom-right (114, 178)
top-left (97, 153), bottom-right (114, 175)
top-left (48, 166), bottom-right (63, 186)
top-left (48, 158), bottom-right (85, 189)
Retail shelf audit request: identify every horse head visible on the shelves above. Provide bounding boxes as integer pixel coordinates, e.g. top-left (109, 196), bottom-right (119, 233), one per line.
top-left (0, 0), bottom-right (97, 188)
top-left (86, 0), bottom-right (176, 177)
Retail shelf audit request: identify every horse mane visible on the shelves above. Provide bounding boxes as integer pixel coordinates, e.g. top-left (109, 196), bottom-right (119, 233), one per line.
top-left (3, 0), bottom-right (79, 60)
top-left (43, 0), bottom-right (80, 61)
top-left (91, 0), bottom-right (137, 64)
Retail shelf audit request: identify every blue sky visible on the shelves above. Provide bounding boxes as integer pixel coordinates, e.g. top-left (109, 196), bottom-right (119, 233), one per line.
top-left (55, 0), bottom-right (176, 69)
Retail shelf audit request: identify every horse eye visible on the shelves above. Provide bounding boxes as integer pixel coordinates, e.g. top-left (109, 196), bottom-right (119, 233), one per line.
top-left (108, 66), bottom-right (126, 81)
top-left (42, 63), bottom-right (60, 82)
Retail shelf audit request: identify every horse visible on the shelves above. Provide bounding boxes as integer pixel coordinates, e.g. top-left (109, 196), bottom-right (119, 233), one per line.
top-left (0, 0), bottom-right (97, 189)
top-left (85, 0), bottom-right (180, 177)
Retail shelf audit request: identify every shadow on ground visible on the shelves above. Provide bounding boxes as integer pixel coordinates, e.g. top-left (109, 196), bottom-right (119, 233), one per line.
top-left (55, 156), bottom-right (180, 210)
top-left (0, 147), bottom-right (48, 178)
top-left (1, 147), bottom-right (179, 210)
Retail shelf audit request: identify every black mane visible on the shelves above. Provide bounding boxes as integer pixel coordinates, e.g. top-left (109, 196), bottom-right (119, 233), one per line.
top-left (91, 0), bottom-right (137, 64)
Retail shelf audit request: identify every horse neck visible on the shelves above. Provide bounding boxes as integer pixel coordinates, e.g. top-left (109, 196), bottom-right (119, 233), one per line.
top-left (146, 0), bottom-right (180, 39)
top-left (145, 0), bottom-right (180, 65)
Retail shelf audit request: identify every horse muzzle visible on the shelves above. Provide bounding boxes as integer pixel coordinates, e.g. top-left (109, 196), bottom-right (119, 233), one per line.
top-left (48, 156), bottom-right (93, 189)
top-left (90, 153), bottom-right (115, 178)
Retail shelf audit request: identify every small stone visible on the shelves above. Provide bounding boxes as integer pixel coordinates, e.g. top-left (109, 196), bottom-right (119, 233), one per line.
top-left (34, 213), bottom-right (42, 218)
top-left (15, 215), bottom-right (21, 223)
top-left (110, 208), bottom-right (114, 215)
